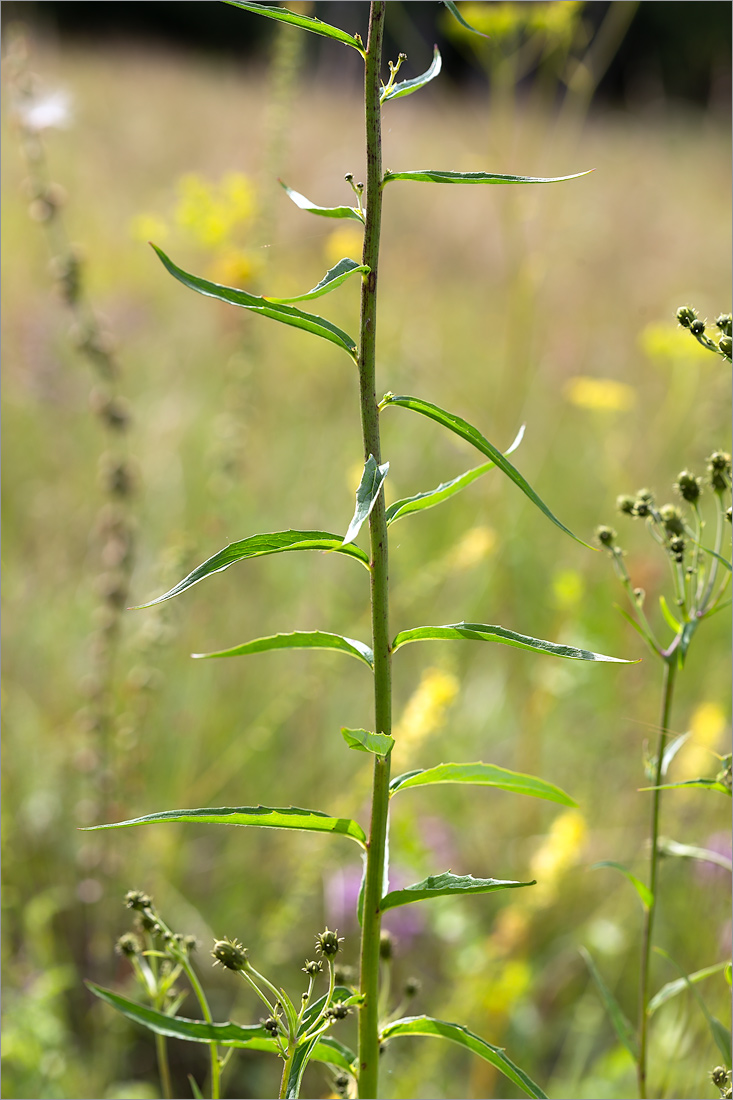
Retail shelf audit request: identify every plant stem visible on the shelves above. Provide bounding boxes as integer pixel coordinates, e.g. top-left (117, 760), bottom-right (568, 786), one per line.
top-left (155, 1032), bottom-right (174, 1100)
top-left (181, 959), bottom-right (220, 1100)
top-left (637, 656), bottom-right (677, 1099)
top-left (357, 5), bottom-right (389, 1099)
top-left (278, 1049), bottom-right (296, 1099)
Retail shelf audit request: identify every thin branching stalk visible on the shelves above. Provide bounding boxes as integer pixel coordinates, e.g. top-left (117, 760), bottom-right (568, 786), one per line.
top-left (357, 5), bottom-right (390, 1097)
top-left (637, 656), bottom-right (677, 1100)
top-left (154, 1033), bottom-right (174, 1100)
top-left (180, 957), bottom-right (220, 1100)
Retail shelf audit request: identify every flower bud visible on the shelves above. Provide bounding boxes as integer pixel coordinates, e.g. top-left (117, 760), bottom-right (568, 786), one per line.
top-left (690, 319), bottom-right (706, 336)
top-left (673, 470), bottom-right (701, 503)
top-left (404, 976), bottom-right (421, 997)
top-left (302, 959), bottom-right (323, 976)
top-left (125, 890), bottom-right (152, 912)
top-left (211, 936), bottom-right (248, 971)
top-left (315, 928), bottom-right (343, 957)
top-left (676, 305), bottom-right (697, 328)
top-left (715, 313), bottom-right (732, 336)
top-left (263, 1015), bottom-right (280, 1035)
top-left (711, 1066), bottom-right (729, 1087)
top-left (669, 536), bottom-right (685, 562)
top-left (595, 525), bottom-right (616, 547)
top-left (707, 451), bottom-right (731, 491)
top-left (616, 494), bottom-right (635, 516)
top-left (379, 930), bottom-right (394, 960)
top-left (720, 335), bottom-right (732, 358)
top-left (325, 1002), bottom-right (350, 1021)
top-left (115, 932), bottom-right (141, 957)
top-left (660, 504), bottom-right (684, 536)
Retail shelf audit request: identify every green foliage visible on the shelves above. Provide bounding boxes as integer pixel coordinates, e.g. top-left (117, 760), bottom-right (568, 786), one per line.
top-left (380, 871), bottom-right (535, 911)
top-left (191, 629), bottom-right (375, 668)
top-left (389, 761), bottom-right (576, 806)
top-left (343, 455), bottom-right (389, 545)
top-left (382, 168), bottom-right (590, 186)
top-left (392, 622), bottom-right (631, 662)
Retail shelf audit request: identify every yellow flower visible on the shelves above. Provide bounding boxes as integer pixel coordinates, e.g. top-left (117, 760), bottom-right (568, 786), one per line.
top-left (564, 376), bottom-right (636, 412)
top-left (639, 322), bottom-right (710, 363)
top-left (206, 249), bottom-right (262, 289)
top-left (675, 702), bottom-right (727, 783)
top-left (392, 668), bottom-right (459, 766)
top-left (529, 809), bottom-right (586, 904)
top-left (174, 172), bottom-right (257, 248)
top-left (324, 225), bottom-right (364, 268)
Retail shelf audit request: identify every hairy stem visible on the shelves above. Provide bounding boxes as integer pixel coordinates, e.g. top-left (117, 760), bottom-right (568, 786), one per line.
top-left (357, 5), bottom-right (389, 1098)
top-left (637, 657), bottom-right (677, 1099)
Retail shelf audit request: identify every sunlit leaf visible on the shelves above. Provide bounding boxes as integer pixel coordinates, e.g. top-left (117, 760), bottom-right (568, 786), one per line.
top-left (383, 169), bottom-right (589, 186)
top-left (264, 258), bottom-right (368, 303)
top-left (381, 46), bottom-right (442, 103)
top-left (344, 455), bottom-right (389, 545)
top-left (390, 762), bottom-right (575, 806)
top-left (380, 1016), bottom-right (547, 1099)
top-left (152, 245), bottom-right (357, 358)
top-left (280, 180), bottom-right (365, 223)
top-left (392, 622), bottom-right (633, 663)
top-left (192, 630), bottom-right (374, 669)
top-left (654, 948), bottom-right (732, 1064)
top-left (648, 962), bottom-right (730, 1016)
top-left (591, 861), bottom-right (652, 909)
top-left (657, 836), bottom-right (732, 872)
top-left (83, 805), bottom-right (367, 846)
top-left (342, 727), bottom-right (395, 756)
top-left (380, 393), bottom-right (590, 546)
top-left (659, 595), bottom-right (682, 632)
top-left (640, 778), bottom-right (731, 796)
top-left (441, 0), bottom-right (490, 37)
top-left (88, 983), bottom-right (356, 1070)
top-left (385, 425), bottom-right (524, 527)
top-left (661, 732), bottom-right (690, 777)
top-left (381, 871), bottom-right (533, 911)
top-left (134, 531), bottom-right (369, 609)
top-left (224, 1), bottom-right (365, 53)
top-left (579, 948), bottom-right (639, 1061)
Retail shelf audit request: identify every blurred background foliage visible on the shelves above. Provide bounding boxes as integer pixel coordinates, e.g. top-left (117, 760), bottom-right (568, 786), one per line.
top-left (1, 2), bottom-right (730, 1098)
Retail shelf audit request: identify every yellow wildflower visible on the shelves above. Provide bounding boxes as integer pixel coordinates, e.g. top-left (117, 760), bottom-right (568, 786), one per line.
top-left (206, 249), bottom-right (262, 289)
top-left (551, 568), bottom-right (585, 610)
top-left (639, 322), bottom-right (710, 363)
top-left (675, 702), bottom-right (728, 783)
top-left (564, 376), bottom-right (636, 412)
top-left (392, 667), bottom-right (459, 767)
top-left (529, 809), bottom-right (587, 905)
top-left (324, 225), bottom-right (363, 268)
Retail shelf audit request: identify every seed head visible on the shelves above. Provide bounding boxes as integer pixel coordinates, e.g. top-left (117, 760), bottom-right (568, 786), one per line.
top-left (660, 504), bottom-right (685, 536)
top-left (325, 1002), bottom-right (350, 1021)
top-left (124, 890), bottom-right (152, 912)
top-left (211, 937), bottom-right (248, 971)
top-left (115, 932), bottom-right (141, 958)
top-left (315, 928), bottom-right (343, 958)
top-left (673, 470), bottom-right (701, 504)
top-left (676, 305), bottom-right (697, 329)
top-left (595, 525), bottom-right (616, 548)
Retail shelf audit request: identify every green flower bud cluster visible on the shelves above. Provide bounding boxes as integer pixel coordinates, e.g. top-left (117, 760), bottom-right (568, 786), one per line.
top-left (677, 305), bottom-right (733, 360)
top-left (711, 1066), bottom-right (732, 1098)
top-left (707, 450), bottom-right (731, 492)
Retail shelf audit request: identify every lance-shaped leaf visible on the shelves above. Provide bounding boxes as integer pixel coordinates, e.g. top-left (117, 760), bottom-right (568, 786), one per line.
top-left (385, 425), bottom-right (524, 527)
top-left (654, 947), bottom-right (732, 1064)
top-left (343, 455), bottom-right (389, 545)
top-left (82, 805), bottom-right (367, 847)
top-left (383, 169), bottom-right (589, 186)
top-left (579, 947), bottom-right (639, 1061)
top-left (389, 762), bottom-right (576, 807)
top-left (280, 180), bottom-right (365, 223)
top-left (264, 258), bottom-right (368, 303)
top-left (392, 622), bottom-right (633, 663)
top-left (224, 1), bottom-right (365, 54)
top-left (135, 531), bottom-right (370, 609)
top-left (381, 871), bottom-right (533, 911)
top-left (441, 0), bottom-right (490, 37)
top-left (591, 861), bottom-right (652, 910)
top-left (342, 727), bottom-right (395, 756)
top-left (640, 777), bottom-right (731, 796)
top-left (152, 245), bottom-right (357, 359)
top-left (381, 46), bottom-right (442, 103)
top-left (657, 836), bottom-right (733, 872)
top-left (661, 731), bottom-right (690, 776)
top-left (380, 1016), bottom-right (547, 1099)
top-left (648, 961), bottom-right (730, 1016)
top-left (87, 983), bottom-right (356, 1070)
top-left (193, 630), bottom-right (374, 669)
top-left (380, 393), bottom-right (590, 546)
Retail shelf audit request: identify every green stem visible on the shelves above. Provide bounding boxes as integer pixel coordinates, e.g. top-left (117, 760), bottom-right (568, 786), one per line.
top-left (637, 656), bottom-right (677, 1100)
top-left (155, 1032), bottom-right (174, 1100)
top-left (357, 5), bottom-right (390, 1099)
top-left (278, 1049), bottom-right (296, 1100)
top-left (181, 959), bottom-right (220, 1100)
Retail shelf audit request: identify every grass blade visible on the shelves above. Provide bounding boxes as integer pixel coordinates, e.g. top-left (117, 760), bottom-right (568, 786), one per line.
top-left (381, 46), bottom-right (442, 103)
top-left (381, 871), bottom-right (534, 911)
top-left (640, 778), bottom-right (731, 795)
top-left (579, 947), bottom-right (639, 1061)
top-left (392, 622), bottom-right (634, 663)
top-left (648, 962), bottom-right (730, 1016)
top-left (343, 455), bottom-right (389, 545)
top-left (389, 762), bottom-right (576, 806)
top-left (265, 258), bottom-right (368, 303)
top-left (380, 1016), bottom-right (547, 1098)
top-left (192, 630), bottom-right (374, 668)
top-left (383, 169), bottom-right (589, 186)
top-left (441, 0), bottom-right (489, 37)
top-left (661, 732), bottom-right (691, 777)
top-left (654, 948), bottom-right (732, 1064)
top-left (83, 805), bottom-right (367, 846)
top-left (223, 1), bottom-right (365, 53)
top-left (591, 860), bottom-right (652, 909)
top-left (657, 836), bottom-right (733, 872)
top-left (152, 244), bottom-right (357, 358)
top-left (279, 180), bottom-right (364, 223)
top-left (385, 425), bottom-right (524, 526)
top-left (380, 393), bottom-right (590, 546)
top-left (134, 531), bottom-right (370, 609)
top-left (342, 728), bottom-right (395, 756)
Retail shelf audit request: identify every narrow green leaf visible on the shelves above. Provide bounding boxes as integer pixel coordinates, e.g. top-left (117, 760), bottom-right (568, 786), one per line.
top-left (693, 540), bottom-right (732, 572)
top-left (614, 604), bottom-right (658, 654)
top-left (134, 531), bottom-right (369, 609)
top-left (657, 836), bottom-right (733, 872)
top-left (441, 0), bottom-right (490, 38)
top-left (640, 778), bottom-right (731, 796)
top-left (223, 1), bottom-right (365, 53)
top-left (383, 169), bottom-right (589, 186)
top-left (380, 1016), bottom-right (547, 1099)
top-left (579, 948), bottom-right (639, 1061)
top-left (188, 1074), bottom-right (204, 1100)
top-left (381, 46), bottom-right (442, 103)
top-left (659, 595), bottom-right (683, 632)
top-left (152, 244), bottom-right (357, 358)
top-left (726, 964), bottom-right (732, 988)
top-left (389, 762), bottom-right (576, 806)
top-left (661, 732), bottom-right (690, 777)
top-left (88, 983), bottom-right (356, 1070)
top-left (342, 727), bottom-right (395, 756)
top-left (297, 987), bottom-right (359, 1038)
top-left (192, 630), bottom-right (374, 669)
top-left (381, 871), bottom-right (534, 911)
top-left (380, 393), bottom-right (590, 546)
top-left (343, 455), bottom-right (389, 545)
top-left (392, 622), bottom-right (634, 663)
top-left (648, 962), bottom-right (730, 1016)
top-left (82, 805), bottom-right (367, 847)
top-left (385, 425), bottom-right (524, 527)
top-left (591, 861), bottom-right (652, 910)
top-left (265, 258), bottom-right (368, 303)
top-left (654, 948), bottom-right (732, 1064)
top-left (285, 1036), bottom-right (318, 1099)
top-left (280, 180), bottom-right (365, 223)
